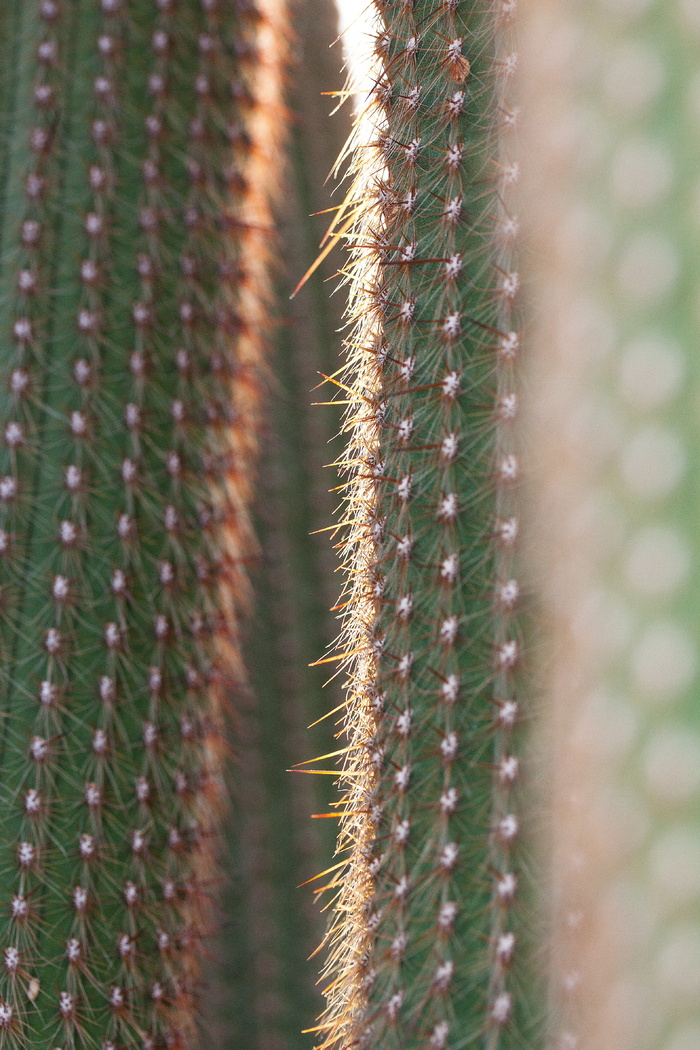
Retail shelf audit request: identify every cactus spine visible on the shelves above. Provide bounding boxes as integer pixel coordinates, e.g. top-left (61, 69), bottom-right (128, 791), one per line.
top-left (317, 3), bottom-right (538, 1048)
top-left (0, 0), bottom-right (284, 1046)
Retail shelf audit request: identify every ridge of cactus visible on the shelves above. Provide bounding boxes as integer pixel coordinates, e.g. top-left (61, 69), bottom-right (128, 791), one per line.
top-left (517, 1), bottom-right (700, 1049)
top-left (315, 2), bottom-right (541, 1048)
top-left (0, 1), bottom-right (286, 1046)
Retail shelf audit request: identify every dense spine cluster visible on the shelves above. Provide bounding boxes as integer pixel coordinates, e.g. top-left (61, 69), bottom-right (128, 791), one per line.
top-left (0, 1), bottom-right (281, 1046)
top-left (318, 3), bottom-right (537, 1048)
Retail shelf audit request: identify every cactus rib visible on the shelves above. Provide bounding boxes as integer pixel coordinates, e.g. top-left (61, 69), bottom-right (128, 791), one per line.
top-left (0, 1), bottom-right (284, 1046)
top-left (316, 2), bottom-right (539, 1048)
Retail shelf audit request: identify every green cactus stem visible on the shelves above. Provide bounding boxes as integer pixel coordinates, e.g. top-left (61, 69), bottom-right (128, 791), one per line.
top-left (0, 0), bottom-right (283, 1046)
top-left (517, 1), bottom-right (700, 1049)
top-left (210, 1), bottom-right (353, 1045)
top-left (316, 2), bottom-right (541, 1048)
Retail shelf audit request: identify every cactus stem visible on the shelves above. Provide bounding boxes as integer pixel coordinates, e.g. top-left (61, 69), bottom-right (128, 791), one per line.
top-left (312, 3), bottom-right (543, 1048)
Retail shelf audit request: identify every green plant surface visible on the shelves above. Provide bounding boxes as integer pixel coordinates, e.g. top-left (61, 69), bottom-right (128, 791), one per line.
top-left (316, 2), bottom-right (540, 1048)
top-left (0, 0), bottom-right (277, 1046)
top-left (517, 1), bottom-right (700, 1049)
top-left (210, 1), bottom-right (352, 1045)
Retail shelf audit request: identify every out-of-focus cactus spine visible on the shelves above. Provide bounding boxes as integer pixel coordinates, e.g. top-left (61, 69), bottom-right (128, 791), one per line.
top-left (0, 0), bottom-right (285, 1046)
top-left (317, 2), bottom-right (539, 1048)
top-left (210, 0), bottom-right (352, 1045)
top-left (517, 1), bottom-right (700, 1049)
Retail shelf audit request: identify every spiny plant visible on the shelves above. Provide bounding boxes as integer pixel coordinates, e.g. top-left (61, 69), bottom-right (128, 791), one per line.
top-left (210, 0), bottom-right (351, 1046)
top-left (516, 1), bottom-right (700, 1049)
top-left (314, 2), bottom-right (539, 1048)
top-left (0, 0), bottom-right (286, 1046)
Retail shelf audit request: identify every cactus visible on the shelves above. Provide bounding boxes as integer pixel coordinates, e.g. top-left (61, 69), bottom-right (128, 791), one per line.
top-left (6, 1), bottom-right (698, 1049)
top-left (209, 1), bottom-right (352, 1046)
top-left (516, 2), bottom-right (700, 1050)
top-left (317, 0), bottom-right (700, 1043)
top-left (0, 0), bottom-right (286, 1046)
top-left (315, 3), bottom-right (539, 1048)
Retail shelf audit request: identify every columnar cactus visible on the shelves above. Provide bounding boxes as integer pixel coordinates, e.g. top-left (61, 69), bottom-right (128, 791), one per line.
top-left (0, 1), bottom-right (285, 1046)
top-left (517, 2), bottom-right (700, 1050)
top-left (211, 1), bottom-right (350, 1045)
top-left (316, 3), bottom-right (538, 1048)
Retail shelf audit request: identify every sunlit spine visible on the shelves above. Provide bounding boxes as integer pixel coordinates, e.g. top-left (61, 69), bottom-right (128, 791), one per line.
top-left (316, 3), bottom-right (538, 1048)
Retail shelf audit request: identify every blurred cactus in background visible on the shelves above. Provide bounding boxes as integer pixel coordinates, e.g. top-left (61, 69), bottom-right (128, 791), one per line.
top-left (517, 2), bottom-right (700, 1049)
top-left (210, 0), bottom-right (351, 1047)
